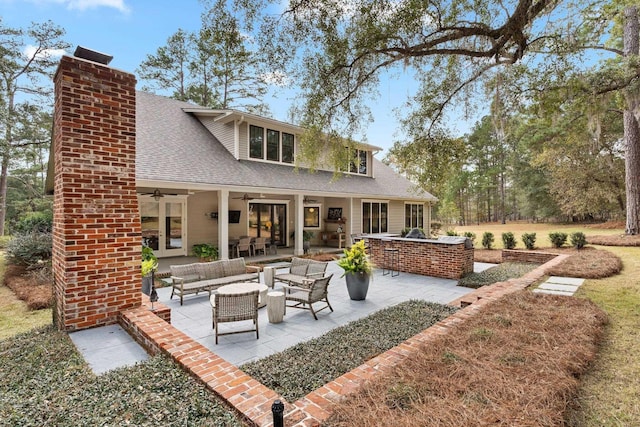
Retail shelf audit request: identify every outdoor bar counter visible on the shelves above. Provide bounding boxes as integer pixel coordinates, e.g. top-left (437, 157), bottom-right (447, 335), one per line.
top-left (365, 234), bottom-right (474, 279)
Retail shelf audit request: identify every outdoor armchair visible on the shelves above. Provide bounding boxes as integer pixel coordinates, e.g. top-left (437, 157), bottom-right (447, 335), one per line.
top-left (282, 274), bottom-right (334, 320)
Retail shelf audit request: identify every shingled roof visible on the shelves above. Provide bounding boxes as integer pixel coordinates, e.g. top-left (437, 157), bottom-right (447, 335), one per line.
top-left (136, 91), bottom-right (437, 202)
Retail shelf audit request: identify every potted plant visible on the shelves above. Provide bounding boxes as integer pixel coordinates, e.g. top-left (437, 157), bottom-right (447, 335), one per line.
top-left (291, 230), bottom-right (315, 254)
top-left (141, 246), bottom-right (158, 297)
top-left (337, 239), bottom-right (372, 300)
top-left (191, 243), bottom-right (218, 261)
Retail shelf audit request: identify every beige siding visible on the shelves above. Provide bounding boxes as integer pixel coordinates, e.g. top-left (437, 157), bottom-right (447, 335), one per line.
top-left (388, 200), bottom-right (405, 234)
top-left (187, 192), bottom-right (218, 252)
top-left (238, 122), bottom-right (249, 160)
top-left (350, 198), bottom-right (363, 236)
top-left (199, 117), bottom-right (236, 157)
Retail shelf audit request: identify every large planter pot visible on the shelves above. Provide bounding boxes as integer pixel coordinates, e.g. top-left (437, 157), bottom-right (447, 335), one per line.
top-left (345, 272), bottom-right (370, 300)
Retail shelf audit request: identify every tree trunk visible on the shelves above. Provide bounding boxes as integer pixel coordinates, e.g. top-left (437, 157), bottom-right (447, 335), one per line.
top-left (624, 7), bottom-right (640, 235)
top-left (0, 155), bottom-right (8, 235)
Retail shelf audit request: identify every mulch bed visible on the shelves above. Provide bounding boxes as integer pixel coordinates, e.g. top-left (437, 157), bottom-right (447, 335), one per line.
top-left (324, 291), bottom-right (608, 427)
top-left (587, 234), bottom-right (640, 246)
top-left (3, 264), bottom-right (52, 310)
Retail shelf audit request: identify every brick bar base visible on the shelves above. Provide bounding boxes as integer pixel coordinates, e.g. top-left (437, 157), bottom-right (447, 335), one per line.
top-left (122, 253), bottom-right (569, 426)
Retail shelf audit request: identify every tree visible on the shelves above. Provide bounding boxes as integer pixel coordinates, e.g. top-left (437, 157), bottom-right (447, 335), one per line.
top-left (238, 0), bottom-right (640, 234)
top-left (137, 29), bottom-right (193, 101)
top-left (137, 0), bottom-right (269, 113)
top-left (0, 19), bottom-right (68, 235)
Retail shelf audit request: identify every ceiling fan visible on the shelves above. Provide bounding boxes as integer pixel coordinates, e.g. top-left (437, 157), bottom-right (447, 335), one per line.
top-left (233, 193), bottom-right (255, 201)
top-left (303, 196), bottom-right (318, 204)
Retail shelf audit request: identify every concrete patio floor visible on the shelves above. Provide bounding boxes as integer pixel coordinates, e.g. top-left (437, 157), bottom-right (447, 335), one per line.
top-left (72, 261), bottom-right (488, 373)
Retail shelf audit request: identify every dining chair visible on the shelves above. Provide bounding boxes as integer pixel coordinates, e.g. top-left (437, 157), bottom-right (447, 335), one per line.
top-left (211, 290), bottom-right (259, 344)
top-left (236, 236), bottom-right (254, 258)
top-left (253, 236), bottom-right (267, 256)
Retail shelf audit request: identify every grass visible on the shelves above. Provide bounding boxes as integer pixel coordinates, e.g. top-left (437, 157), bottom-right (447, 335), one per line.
top-left (565, 245), bottom-right (640, 425)
top-left (0, 254), bottom-right (51, 341)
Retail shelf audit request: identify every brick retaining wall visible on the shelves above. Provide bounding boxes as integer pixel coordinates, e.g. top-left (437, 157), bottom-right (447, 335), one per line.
top-left (502, 249), bottom-right (559, 264)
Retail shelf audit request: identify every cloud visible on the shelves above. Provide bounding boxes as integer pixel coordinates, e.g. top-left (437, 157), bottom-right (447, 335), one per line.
top-left (28, 0), bottom-right (130, 14)
top-left (23, 45), bottom-right (67, 60)
top-left (261, 70), bottom-right (290, 87)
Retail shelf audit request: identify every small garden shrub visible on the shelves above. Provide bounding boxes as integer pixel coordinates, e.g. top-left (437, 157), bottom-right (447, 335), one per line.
top-left (522, 232), bottom-right (536, 250)
top-left (501, 232), bottom-right (517, 249)
top-left (481, 232), bottom-right (494, 249)
top-left (445, 229), bottom-right (459, 236)
top-left (6, 232), bottom-right (53, 267)
top-left (0, 235), bottom-right (12, 249)
top-left (549, 232), bottom-right (568, 248)
top-left (463, 232), bottom-right (476, 245)
top-left (571, 232), bottom-right (587, 249)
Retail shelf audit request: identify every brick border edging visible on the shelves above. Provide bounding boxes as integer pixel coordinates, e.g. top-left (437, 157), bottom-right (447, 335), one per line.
top-left (120, 252), bottom-right (569, 426)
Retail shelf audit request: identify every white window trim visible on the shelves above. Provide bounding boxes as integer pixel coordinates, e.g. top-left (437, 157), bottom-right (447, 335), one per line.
top-left (248, 123), bottom-right (296, 165)
top-left (303, 204), bottom-right (323, 230)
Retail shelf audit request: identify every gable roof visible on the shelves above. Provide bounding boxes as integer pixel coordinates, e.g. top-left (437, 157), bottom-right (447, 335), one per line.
top-left (136, 91), bottom-right (436, 202)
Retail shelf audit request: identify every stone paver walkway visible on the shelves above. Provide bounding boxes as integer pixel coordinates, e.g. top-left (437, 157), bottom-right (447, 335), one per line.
top-left (533, 276), bottom-right (585, 296)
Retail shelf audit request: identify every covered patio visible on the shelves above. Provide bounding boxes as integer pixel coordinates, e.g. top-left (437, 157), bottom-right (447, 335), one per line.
top-left (154, 260), bottom-right (475, 366)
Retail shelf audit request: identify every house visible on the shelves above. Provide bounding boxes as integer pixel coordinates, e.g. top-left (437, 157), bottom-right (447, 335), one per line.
top-left (47, 48), bottom-right (437, 260)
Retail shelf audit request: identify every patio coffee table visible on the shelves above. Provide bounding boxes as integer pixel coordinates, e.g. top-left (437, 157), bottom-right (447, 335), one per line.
top-left (215, 282), bottom-right (269, 308)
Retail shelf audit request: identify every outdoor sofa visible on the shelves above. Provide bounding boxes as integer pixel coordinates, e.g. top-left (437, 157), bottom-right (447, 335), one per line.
top-left (274, 257), bottom-right (329, 288)
top-left (170, 258), bottom-right (260, 305)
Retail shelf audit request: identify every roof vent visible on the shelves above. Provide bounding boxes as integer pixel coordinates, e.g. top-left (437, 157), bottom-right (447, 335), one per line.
top-left (73, 46), bottom-right (113, 65)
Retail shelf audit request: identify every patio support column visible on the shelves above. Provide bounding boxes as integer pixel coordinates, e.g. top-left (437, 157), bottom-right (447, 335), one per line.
top-left (218, 189), bottom-right (230, 259)
top-left (294, 194), bottom-right (304, 255)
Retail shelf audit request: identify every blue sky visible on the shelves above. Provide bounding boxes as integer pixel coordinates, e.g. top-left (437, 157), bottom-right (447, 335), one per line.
top-left (1, 0), bottom-right (477, 156)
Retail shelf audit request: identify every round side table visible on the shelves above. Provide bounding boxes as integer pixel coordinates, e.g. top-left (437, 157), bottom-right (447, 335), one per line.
top-left (267, 291), bottom-right (285, 323)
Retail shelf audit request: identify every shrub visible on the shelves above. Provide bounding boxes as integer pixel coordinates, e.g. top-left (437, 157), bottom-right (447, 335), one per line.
top-left (445, 229), bottom-right (459, 236)
top-left (481, 232), bottom-right (494, 249)
top-left (191, 243), bottom-right (219, 260)
top-left (142, 245), bottom-right (157, 262)
top-left (430, 221), bottom-right (442, 234)
top-left (463, 232), bottom-right (476, 245)
top-left (13, 211), bottom-right (53, 233)
top-left (501, 232), bottom-right (517, 249)
top-left (522, 232), bottom-right (537, 250)
top-left (571, 232), bottom-right (587, 249)
top-left (6, 232), bottom-right (53, 267)
top-left (549, 232), bottom-right (568, 248)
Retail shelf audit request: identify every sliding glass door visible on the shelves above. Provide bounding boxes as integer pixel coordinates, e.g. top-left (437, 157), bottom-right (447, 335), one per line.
top-left (248, 203), bottom-right (287, 246)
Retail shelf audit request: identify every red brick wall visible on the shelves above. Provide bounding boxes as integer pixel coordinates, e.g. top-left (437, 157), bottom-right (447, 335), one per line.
top-left (52, 55), bottom-right (141, 331)
top-left (501, 249), bottom-right (558, 264)
top-left (368, 238), bottom-right (474, 279)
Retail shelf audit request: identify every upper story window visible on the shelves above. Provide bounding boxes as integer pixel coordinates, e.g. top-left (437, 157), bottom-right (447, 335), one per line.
top-left (347, 148), bottom-right (368, 175)
top-left (249, 124), bottom-right (294, 164)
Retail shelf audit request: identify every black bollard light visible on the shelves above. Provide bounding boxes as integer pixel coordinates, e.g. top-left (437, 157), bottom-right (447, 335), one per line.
top-left (149, 270), bottom-right (158, 310)
top-left (271, 399), bottom-right (284, 427)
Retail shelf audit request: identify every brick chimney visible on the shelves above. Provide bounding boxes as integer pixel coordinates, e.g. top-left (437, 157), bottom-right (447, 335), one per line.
top-left (52, 49), bottom-right (141, 331)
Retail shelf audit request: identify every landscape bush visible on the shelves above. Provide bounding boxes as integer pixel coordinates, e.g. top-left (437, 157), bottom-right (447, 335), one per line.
top-left (521, 232), bottom-right (536, 250)
top-left (571, 232), bottom-right (587, 249)
top-left (463, 232), bottom-right (476, 245)
top-left (549, 232), bottom-right (568, 248)
top-left (12, 211), bottom-right (53, 233)
top-left (6, 232), bottom-right (52, 267)
top-left (481, 232), bottom-right (494, 249)
top-left (445, 229), bottom-right (459, 236)
top-left (501, 232), bottom-right (517, 249)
